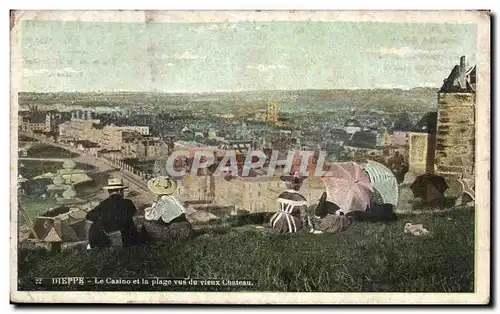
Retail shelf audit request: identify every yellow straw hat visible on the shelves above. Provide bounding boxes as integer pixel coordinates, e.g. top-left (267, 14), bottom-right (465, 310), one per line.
top-left (147, 176), bottom-right (178, 195)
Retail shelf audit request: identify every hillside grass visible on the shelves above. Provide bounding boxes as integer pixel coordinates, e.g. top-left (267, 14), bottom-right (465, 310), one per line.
top-left (18, 207), bottom-right (475, 292)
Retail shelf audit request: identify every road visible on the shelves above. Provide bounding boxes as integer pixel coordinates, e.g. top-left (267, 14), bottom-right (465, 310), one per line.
top-left (19, 132), bottom-right (155, 205)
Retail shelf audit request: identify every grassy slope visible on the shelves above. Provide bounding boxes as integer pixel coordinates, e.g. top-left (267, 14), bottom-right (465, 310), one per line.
top-left (18, 207), bottom-right (474, 292)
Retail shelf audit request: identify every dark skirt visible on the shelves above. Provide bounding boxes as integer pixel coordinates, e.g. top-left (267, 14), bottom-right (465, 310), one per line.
top-left (141, 215), bottom-right (193, 242)
top-left (269, 212), bottom-right (304, 233)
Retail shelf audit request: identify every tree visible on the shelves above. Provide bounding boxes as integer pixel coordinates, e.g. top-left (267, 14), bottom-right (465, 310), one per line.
top-left (391, 112), bottom-right (414, 132)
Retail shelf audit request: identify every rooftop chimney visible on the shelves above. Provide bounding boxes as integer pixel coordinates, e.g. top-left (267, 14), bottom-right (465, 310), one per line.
top-left (459, 55), bottom-right (467, 89)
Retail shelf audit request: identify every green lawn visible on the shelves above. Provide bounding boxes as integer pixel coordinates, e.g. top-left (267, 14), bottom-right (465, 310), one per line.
top-left (17, 161), bottom-right (100, 223)
top-left (18, 197), bottom-right (59, 226)
top-left (26, 143), bottom-right (79, 158)
top-left (19, 135), bottom-right (38, 142)
top-left (18, 207), bottom-right (475, 292)
top-left (19, 160), bottom-right (96, 179)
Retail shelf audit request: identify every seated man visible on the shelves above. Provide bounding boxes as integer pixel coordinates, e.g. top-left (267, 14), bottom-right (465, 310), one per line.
top-left (86, 178), bottom-right (139, 249)
top-left (141, 176), bottom-right (193, 243)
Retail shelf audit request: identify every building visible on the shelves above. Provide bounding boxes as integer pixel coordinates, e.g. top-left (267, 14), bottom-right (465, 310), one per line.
top-left (175, 175), bottom-right (215, 204)
top-left (101, 125), bottom-right (124, 150)
top-left (69, 118), bottom-right (102, 141)
top-left (214, 175), bottom-right (284, 213)
top-left (343, 131), bottom-right (383, 162)
top-left (74, 140), bottom-right (100, 156)
top-left (434, 56), bottom-right (476, 176)
top-left (45, 112), bottom-right (62, 133)
top-left (207, 128), bottom-right (217, 139)
top-left (121, 132), bottom-right (169, 159)
top-left (88, 123), bottom-right (104, 143)
top-left (345, 131), bottom-right (378, 149)
top-left (173, 140), bottom-right (221, 158)
top-left (58, 121), bottom-right (72, 139)
top-left (218, 140), bottom-right (254, 153)
top-left (100, 125), bottom-right (150, 150)
top-left (266, 103), bottom-right (279, 123)
top-left (21, 115), bottom-right (46, 132)
top-left (114, 125), bottom-right (150, 136)
top-left (214, 172), bottom-right (325, 213)
top-left (20, 106), bottom-right (58, 133)
top-left (344, 119), bottom-right (362, 136)
top-left (378, 129), bottom-right (411, 160)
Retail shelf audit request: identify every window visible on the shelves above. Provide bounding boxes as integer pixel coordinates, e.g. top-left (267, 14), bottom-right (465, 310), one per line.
top-left (258, 191), bottom-right (261, 197)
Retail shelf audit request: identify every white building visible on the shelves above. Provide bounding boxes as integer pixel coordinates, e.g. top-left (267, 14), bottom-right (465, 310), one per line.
top-left (344, 119), bottom-right (362, 136)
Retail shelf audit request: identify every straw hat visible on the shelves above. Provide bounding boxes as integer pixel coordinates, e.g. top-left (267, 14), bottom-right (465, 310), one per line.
top-left (147, 176), bottom-right (178, 195)
top-left (103, 178), bottom-right (129, 190)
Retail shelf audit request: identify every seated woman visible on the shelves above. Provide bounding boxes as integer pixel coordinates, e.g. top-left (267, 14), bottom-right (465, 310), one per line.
top-left (270, 173), bottom-right (319, 234)
top-left (141, 176), bottom-right (193, 243)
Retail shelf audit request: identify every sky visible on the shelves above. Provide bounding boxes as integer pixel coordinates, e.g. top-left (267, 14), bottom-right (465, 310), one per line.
top-left (20, 20), bottom-right (477, 93)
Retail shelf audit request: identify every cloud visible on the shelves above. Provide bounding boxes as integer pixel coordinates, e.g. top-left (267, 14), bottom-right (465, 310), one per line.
top-left (22, 67), bottom-right (84, 77)
top-left (246, 64), bottom-right (287, 72)
top-left (368, 47), bottom-right (444, 57)
top-left (193, 24), bottom-right (238, 33)
top-left (162, 52), bottom-right (206, 60)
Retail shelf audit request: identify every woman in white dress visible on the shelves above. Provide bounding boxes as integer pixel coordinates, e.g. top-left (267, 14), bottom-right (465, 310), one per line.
top-left (141, 176), bottom-right (193, 242)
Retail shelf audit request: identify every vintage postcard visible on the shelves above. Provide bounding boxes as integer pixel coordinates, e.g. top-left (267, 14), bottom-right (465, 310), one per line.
top-left (10, 10), bottom-right (490, 304)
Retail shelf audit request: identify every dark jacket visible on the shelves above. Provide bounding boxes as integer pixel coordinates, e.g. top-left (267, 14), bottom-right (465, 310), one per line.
top-left (86, 193), bottom-right (139, 248)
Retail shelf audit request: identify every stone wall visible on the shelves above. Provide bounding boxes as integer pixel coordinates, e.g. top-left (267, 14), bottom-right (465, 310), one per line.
top-left (408, 132), bottom-right (435, 175)
top-left (434, 92), bottom-right (475, 176)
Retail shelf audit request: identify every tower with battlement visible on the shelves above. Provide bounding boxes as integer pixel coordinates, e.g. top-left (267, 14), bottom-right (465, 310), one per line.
top-left (434, 55), bottom-right (476, 177)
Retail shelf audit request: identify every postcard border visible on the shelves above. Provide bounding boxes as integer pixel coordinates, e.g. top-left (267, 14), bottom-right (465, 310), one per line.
top-left (9, 10), bottom-right (491, 305)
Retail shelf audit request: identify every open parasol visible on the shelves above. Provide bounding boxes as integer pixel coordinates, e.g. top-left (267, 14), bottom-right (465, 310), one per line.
top-left (320, 162), bottom-right (373, 213)
top-left (363, 160), bottom-right (399, 207)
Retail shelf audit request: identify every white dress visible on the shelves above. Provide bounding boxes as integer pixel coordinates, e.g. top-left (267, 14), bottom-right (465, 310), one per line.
top-left (144, 195), bottom-right (186, 224)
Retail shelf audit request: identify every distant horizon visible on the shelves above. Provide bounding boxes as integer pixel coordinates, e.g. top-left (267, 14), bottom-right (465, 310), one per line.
top-left (18, 85), bottom-right (441, 95)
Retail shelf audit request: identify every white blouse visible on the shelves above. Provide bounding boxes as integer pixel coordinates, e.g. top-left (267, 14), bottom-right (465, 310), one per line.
top-left (144, 195), bottom-right (186, 224)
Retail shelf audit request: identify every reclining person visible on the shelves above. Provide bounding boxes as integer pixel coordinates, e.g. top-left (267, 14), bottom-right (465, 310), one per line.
top-left (313, 192), bottom-right (351, 234)
top-left (141, 176), bottom-right (193, 243)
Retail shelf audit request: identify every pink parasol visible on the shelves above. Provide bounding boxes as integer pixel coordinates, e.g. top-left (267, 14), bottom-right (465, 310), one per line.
top-left (320, 162), bottom-right (373, 213)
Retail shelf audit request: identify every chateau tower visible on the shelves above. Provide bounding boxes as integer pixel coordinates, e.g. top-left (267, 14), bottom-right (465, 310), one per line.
top-left (434, 56), bottom-right (476, 177)
top-left (266, 103), bottom-right (279, 123)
